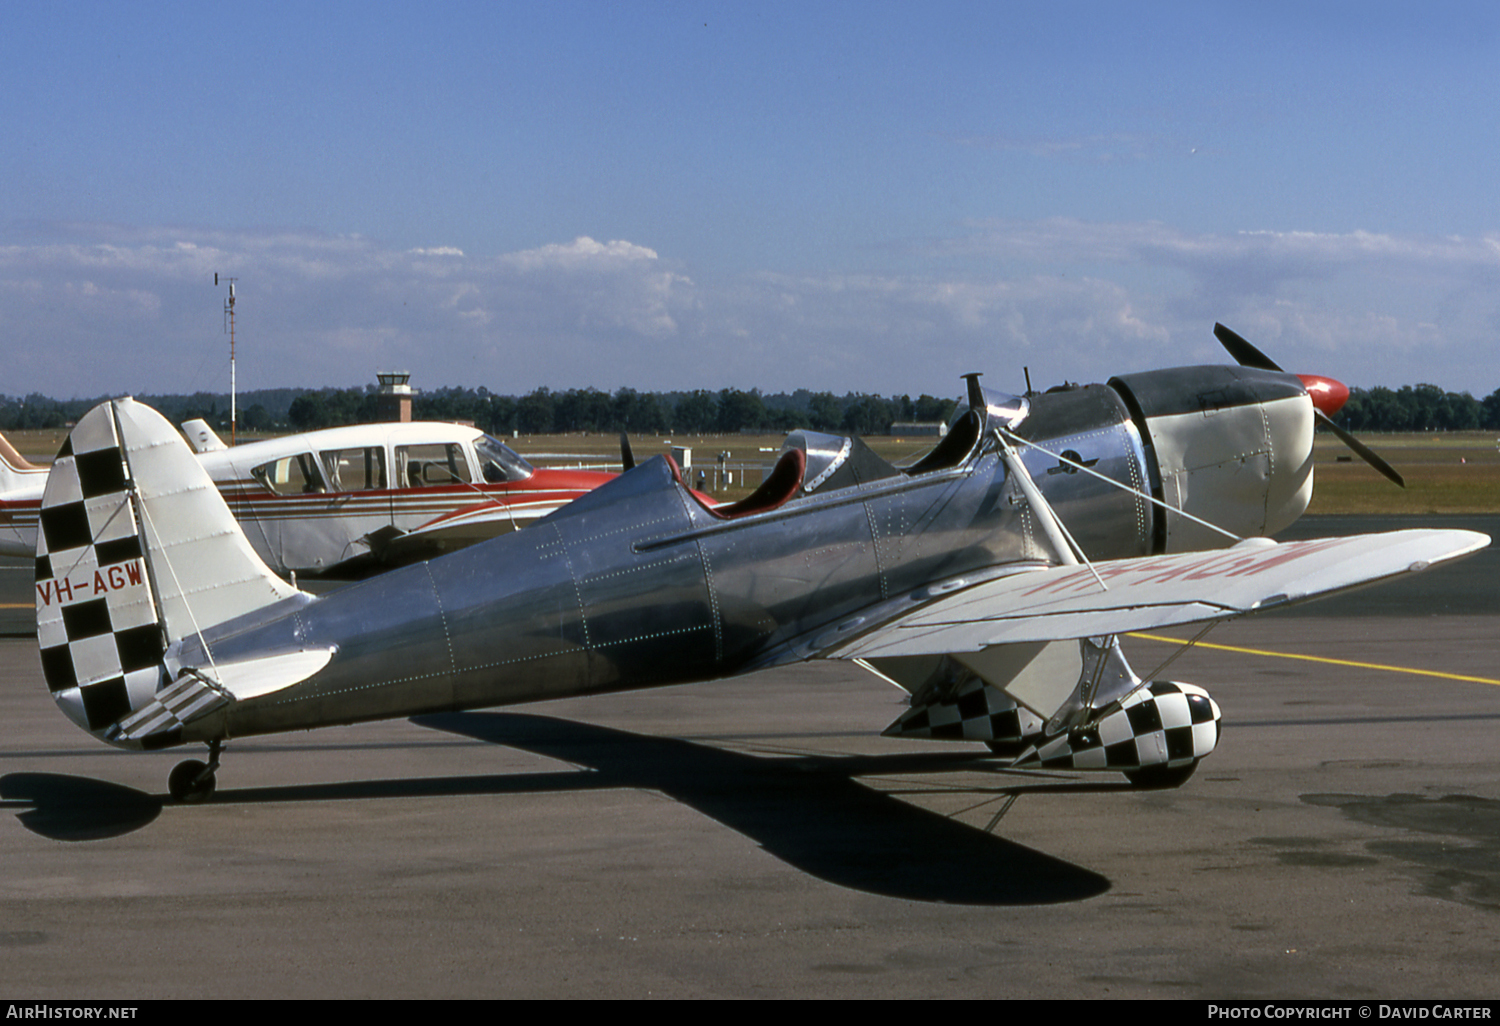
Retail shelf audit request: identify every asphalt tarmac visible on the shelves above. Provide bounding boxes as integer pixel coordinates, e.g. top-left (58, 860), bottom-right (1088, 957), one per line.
top-left (1, 516), bottom-right (1498, 999)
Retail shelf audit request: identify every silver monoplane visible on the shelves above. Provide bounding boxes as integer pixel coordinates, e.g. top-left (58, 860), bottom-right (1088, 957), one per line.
top-left (32, 325), bottom-right (1488, 801)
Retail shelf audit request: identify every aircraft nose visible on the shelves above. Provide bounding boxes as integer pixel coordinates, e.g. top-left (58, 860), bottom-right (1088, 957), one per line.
top-left (1296, 374), bottom-right (1350, 418)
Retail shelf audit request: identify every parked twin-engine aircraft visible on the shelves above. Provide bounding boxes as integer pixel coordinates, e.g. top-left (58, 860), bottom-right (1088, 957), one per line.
top-left (32, 325), bottom-right (1488, 801)
top-left (3, 418), bottom-right (614, 578)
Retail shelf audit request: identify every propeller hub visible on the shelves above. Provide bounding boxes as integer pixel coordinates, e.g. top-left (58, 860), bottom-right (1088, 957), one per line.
top-left (1296, 374), bottom-right (1350, 417)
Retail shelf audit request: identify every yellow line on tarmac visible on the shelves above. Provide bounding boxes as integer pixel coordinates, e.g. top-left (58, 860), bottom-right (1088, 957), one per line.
top-left (0, 602), bottom-right (30, 609)
top-left (1126, 632), bottom-right (1500, 687)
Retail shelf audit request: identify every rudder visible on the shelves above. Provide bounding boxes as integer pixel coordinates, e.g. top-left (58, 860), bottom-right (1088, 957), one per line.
top-left (35, 398), bottom-right (304, 745)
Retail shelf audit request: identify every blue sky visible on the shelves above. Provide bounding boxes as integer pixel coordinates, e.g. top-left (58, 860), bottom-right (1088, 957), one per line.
top-left (4, 1), bottom-right (1499, 401)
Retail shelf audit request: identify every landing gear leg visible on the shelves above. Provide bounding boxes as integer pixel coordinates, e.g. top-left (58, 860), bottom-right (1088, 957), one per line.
top-left (168, 739), bottom-right (222, 803)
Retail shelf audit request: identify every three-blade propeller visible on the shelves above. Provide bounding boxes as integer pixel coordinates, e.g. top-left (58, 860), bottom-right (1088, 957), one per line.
top-left (1213, 323), bottom-right (1405, 488)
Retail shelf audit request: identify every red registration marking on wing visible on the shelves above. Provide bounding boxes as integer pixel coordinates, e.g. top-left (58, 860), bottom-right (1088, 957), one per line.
top-left (36, 559), bottom-right (146, 607)
top-left (1018, 538), bottom-right (1348, 601)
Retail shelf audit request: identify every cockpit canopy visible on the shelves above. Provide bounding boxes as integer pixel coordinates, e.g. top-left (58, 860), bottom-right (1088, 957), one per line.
top-left (780, 430), bottom-right (901, 495)
top-left (780, 383), bottom-right (1027, 498)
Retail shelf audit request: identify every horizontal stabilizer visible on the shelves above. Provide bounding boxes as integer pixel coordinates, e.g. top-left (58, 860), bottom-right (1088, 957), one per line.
top-left (180, 419), bottom-right (229, 453)
top-left (111, 673), bottom-right (228, 746)
top-left (198, 646), bottom-right (337, 701)
top-left (366, 499), bottom-right (553, 564)
top-left (105, 647), bottom-right (335, 747)
top-left (828, 530), bottom-right (1489, 659)
top-left (0, 430), bottom-right (48, 484)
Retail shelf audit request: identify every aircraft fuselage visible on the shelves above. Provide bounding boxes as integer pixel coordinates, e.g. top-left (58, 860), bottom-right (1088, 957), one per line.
top-left (164, 367), bottom-right (1310, 746)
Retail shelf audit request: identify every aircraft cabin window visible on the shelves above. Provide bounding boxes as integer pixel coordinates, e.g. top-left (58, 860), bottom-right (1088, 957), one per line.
top-left (251, 453), bottom-right (326, 495)
top-left (320, 447), bottom-right (387, 491)
top-left (474, 435), bottom-right (535, 483)
top-left (396, 444), bottom-right (473, 488)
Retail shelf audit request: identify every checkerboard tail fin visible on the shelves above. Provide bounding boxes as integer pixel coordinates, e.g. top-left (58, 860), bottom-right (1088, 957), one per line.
top-left (35, 398), bottom-right (302, 743)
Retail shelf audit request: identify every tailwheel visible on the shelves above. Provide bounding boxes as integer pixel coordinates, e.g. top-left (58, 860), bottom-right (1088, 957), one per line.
top-left (168, 760), bottom-right (215, 802)
top-left (168, 739), bottom-right (222, 803)
top-left (1124, 760), bottom-right (1199, 790)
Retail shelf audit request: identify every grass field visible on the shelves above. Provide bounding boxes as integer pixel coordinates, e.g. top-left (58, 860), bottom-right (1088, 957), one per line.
top-left (1305, 432), bottom-right (1500, 514)
top-left (506, 429), bottom-right (1500, 514)
top-left (7, 426), bottom-right (1498, 515)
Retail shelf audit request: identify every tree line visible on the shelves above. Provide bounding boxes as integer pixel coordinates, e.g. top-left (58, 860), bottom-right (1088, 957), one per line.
top-left (4, 382), bottom-right (1500, 436)
top-left (288, 386), bottom-right (965, 436)
top-left (1336, 384), bottom-right (1500, 433)
top-left (0, 386), bottom-right (961, 437)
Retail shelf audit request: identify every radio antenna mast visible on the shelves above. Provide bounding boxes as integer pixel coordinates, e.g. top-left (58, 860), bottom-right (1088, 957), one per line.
top-left (215, 273), bottom-right (239, 445)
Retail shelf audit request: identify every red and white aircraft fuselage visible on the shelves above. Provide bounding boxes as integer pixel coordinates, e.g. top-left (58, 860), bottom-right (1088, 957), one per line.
top-left (1, 417), bottom-right (614, 578)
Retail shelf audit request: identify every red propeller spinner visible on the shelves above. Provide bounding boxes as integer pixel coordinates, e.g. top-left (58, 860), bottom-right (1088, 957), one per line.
top-left (1295, 374), bottom-right (1350, 418)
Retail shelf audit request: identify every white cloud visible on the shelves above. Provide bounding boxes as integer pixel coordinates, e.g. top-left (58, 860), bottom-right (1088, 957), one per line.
top-left (502, 236), bottom-right (661, 272)
top-left (1, 219), bottom-right (1497, 400)
top-left (907, 218), bottom-right (1500, 387)
top-left (949, 218), bottom-right (1500, 282)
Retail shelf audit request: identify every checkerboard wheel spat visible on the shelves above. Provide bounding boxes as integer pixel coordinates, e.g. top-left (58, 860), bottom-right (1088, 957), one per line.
top-left (882, 674), bottom-right (1046, 742)
top-left (1028, 681), bottom-right (1221, 771)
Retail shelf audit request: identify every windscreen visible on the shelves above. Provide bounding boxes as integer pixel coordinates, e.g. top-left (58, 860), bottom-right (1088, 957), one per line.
top-left (475, 435), bottom-right (535, 483)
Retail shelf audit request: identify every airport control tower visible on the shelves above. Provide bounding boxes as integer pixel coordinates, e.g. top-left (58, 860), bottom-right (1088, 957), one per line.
top-left (376, 371), bottom-right (415, 422)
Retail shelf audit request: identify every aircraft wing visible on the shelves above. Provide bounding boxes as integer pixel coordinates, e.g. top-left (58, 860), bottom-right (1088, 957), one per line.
top-left (827, 529), bottom-right (1488, 659)
top-left (364, 498), bottom-right (561, 566)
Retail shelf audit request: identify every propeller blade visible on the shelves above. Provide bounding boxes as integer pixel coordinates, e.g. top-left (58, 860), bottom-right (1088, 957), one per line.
top-left (1213, 323), bottom-right (1283, 372)
top-left (1317, 410), bottom-right (1405, 488)
top-left (619, 432), bottom-right (636, 472)
top-left (1215, 322), bottom-right (1401, 487)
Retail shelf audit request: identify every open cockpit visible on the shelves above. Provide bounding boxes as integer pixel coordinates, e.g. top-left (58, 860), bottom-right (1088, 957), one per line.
top-left (665, 390), bottom-right (1004, 523)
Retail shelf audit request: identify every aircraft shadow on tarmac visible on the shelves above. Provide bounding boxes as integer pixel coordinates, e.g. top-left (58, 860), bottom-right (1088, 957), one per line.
top-left (0, 772), bottom-right (163, 841)
top-left (1, 711), bottom-right (1118, 906)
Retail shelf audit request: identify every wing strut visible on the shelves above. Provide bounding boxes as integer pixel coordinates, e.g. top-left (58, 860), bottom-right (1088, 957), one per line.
top-left (880, 418), bottom-right (1250, 737)
top-left (990, 426), bottom-right (1108, 592)
top-left (1138, 620), bottom-right (1221, 683)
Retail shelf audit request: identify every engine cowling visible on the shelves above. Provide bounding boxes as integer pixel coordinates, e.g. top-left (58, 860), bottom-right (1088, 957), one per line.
top-left (1109, 365), bottom-right (1315, 553)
